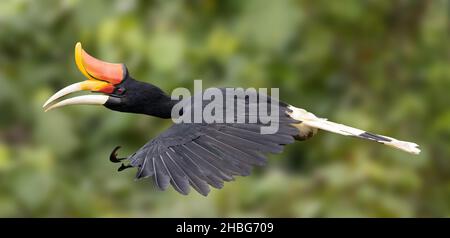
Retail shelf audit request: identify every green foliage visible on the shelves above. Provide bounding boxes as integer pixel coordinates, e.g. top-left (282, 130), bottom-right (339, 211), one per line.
top-left (0, 0), bottom-right (448, 217)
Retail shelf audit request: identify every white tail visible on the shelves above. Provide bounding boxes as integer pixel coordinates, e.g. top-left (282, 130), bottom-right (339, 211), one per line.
top-left (287, 106), bottom-right (420, 155)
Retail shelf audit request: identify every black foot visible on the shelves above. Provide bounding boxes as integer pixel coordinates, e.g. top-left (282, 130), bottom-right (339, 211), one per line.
top-left (110, 146), bottom-right (127, 163)
top-left (118, 163), bottom-right (133, 172)
top-left (110, 146), bottom-right (134, 172)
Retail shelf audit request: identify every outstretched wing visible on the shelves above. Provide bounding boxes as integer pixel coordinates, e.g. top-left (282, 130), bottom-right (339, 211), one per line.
top-left (127, 90), bottom-right (299, 196)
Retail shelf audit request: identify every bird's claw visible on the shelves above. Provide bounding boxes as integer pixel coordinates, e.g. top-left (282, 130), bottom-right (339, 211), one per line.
top-left (118, 163), bottom-right (133, 172)
top-left (110, 146), bottom-right (126, 163)
top-left (110, 146), bottom-right (134, 172)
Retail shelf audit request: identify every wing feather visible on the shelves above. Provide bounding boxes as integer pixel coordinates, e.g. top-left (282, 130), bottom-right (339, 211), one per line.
top-left (162, 151), bottom-right (190, 195)
top-left (126, 90), bottom-right (299, 196)
top-left (153, 149), bottom-right (171, 190)
top-left (167, 148), bottom-right (210, 196)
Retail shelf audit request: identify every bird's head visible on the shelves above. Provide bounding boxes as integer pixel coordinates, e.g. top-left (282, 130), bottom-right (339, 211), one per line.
top-left (43, 42), bottom-right (174, 118)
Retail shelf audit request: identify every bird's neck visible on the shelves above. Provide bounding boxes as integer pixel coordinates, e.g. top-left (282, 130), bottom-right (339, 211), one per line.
top-left (142, 94), bottom-right (178, 119)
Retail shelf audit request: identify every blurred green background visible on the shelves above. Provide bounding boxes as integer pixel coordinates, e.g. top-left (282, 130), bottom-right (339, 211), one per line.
top-left (0, 0), bottom-right (448, 217)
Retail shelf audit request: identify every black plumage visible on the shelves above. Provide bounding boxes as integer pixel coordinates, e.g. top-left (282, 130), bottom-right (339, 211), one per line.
top-left (113, 83), bottom-right (299, 196)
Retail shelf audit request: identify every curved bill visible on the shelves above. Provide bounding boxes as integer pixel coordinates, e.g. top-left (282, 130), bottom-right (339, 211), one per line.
top-left (42, 80), bottom-right (113, 108)
top-left (44, 95), bottom-right (109, 112)
top-left (43, 42), bottom-right (123, 111)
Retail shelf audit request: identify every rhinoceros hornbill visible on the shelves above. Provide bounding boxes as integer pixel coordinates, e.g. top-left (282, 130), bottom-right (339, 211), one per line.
top-left (43, 43), bottom-right (420, 196)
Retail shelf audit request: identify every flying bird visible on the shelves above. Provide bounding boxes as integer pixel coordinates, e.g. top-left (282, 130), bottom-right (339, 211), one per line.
top-left (43, 43), bottom-right (420, 196)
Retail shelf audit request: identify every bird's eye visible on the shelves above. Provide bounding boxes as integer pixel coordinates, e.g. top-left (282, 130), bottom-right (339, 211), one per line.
top-left (115, 87), bottom-right (126, 95)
